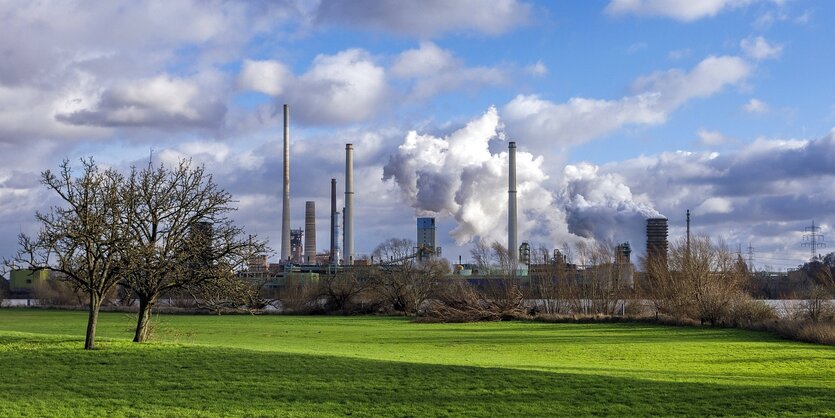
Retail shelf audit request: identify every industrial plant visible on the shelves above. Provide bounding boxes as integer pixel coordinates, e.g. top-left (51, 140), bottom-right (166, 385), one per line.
top-left (241, 104), bottom-right (660, 292)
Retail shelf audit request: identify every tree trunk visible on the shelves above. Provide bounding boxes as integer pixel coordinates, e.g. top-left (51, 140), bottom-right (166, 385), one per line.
top-left (134, 295), bottom-right (157, 343)
top-left (85, 292), bottom-right (101, 350)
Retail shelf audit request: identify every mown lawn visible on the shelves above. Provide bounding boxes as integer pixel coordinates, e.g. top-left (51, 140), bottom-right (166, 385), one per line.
top-left (0, 309), bottom-right (833, 416)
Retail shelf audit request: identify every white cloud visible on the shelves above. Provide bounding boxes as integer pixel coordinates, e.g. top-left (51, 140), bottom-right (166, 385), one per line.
top-left (740, 36), bottom-right (783, 60)
top-left (605, 0), bottom-right (755, 22)
top-left (743, 98), bottom-right (769, 113)
top-left (694, 197), bottom-right (733, 215)
top-left (237, 60), bottom-right (292, 96)
top-left (697, 128), bottom-right (731, 146)
top-left (503, 55), bottom-right (751, 148)
top-left (391, 42), bottom-right (456, 78)
top-left (391, 42), bottom-right (506, 100)
top-left (525, 61), bottom-right (548, 77)
top-left (56, 74), bottom-right (227, 129)
top-left (315, 0), bottom-right (530, 38)
top-left (289, 49), bottom-right (388, 125)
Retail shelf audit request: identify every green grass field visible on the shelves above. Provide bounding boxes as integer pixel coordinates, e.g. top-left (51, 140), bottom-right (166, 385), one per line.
top-left (0, 310), bottom-right (833, 417)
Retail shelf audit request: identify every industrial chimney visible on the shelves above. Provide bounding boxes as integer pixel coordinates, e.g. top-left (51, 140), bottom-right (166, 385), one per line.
top-left (330, 178), bottom-right (337, 265)
top-left (304, 201), bottom-right (316, 264)
top-left (344, 144), bottom-right (354, 265)
top-left (508, 141), bottom-right (518, 268)
top-left (280, 104), bottom-right (291, 262)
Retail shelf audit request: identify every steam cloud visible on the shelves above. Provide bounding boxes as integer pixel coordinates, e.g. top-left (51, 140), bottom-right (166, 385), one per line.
top-left (383, 107), bottom-right (664, 249)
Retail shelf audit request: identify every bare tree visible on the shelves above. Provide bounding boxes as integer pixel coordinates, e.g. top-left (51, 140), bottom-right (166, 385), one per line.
top-left (186, 266), bottom-right (267, 314)
top-left (0, 276), bottom-right (8, 305)
top-left (371, 238), bottom-right (417, 312)
top-left (318, 266), bottom-right (374, 314)
top-left (643, 235), bottom-right (753, 325)
top-left (119, 161), bottom-right (267, 342)
top-left (572, 242), bottom-right (628, 315)
top-left (6, 159), bottom-right (125, 349)
top-left (529, 245), bottom-right (573, 314)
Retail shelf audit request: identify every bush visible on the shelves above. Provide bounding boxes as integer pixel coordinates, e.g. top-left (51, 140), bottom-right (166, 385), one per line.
top-left (728, 299), bottom-right (778, 326)
top-left (34, 279), bottom-right (84, 307)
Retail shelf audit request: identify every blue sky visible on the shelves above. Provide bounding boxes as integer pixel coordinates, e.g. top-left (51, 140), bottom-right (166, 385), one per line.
top-left (0, 0), bottom-right (833, 270)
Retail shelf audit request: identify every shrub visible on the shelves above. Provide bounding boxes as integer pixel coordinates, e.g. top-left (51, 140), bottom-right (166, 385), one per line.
top-left (728, 299), bottom-right (778, 326)
top-left (34, 279), bottom-right (84, 307)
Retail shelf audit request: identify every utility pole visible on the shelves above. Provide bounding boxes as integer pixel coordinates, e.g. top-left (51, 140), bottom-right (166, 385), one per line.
top-left (802, 220), bottom-right (826, 262)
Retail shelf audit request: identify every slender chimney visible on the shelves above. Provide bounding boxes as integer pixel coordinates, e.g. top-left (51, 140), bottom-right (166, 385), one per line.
top-left (508, 141), bottom-right (518, 268)
top-left (686, 209), bottom-right (691, 255)
top-left (304, 201), bottom-right (316, 264)
top-left (280, 104), bottom-right (291, 261)
top-left (344, 144), bottom-right (354, 265)
top-left (330, 179), bottom-right (337, 265)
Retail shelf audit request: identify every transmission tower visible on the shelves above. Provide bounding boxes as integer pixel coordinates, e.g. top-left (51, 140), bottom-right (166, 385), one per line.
top-left (746, 242), bottom-right (754, 271)
top-left (802, 220), bottom-right (826, 261)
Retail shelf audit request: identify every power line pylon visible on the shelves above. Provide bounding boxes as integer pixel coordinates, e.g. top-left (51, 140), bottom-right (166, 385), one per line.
top-left (802, 220), bottom-right (826, 262)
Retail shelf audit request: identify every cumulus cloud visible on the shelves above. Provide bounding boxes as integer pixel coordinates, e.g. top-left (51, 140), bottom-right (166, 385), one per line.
top-left (289, 49), bottom-right (388, 125)
top-left (596, 130), bottom-right (835, 258)
top-left (502, 55), bottom-right (750, 148)
top-left (605, 0), bottom-right (755, 22)
top-left (743, 98), bottom-right (769, 113)
top-left (56, 75), bottom-right (227, 129)
top-left (391, 42), bottom-right (506, 99)
top-left (740, 36), bottom-right (783, 60)
top-left (237, 60), bottom-right (292, 96)
top-left (315, 0), bottom-right (530, 38)
top-left (233, 49), bottom-right (388, 125)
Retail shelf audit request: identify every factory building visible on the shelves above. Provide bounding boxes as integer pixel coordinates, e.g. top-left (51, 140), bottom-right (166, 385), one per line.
top-left (417, 217), bottom-right (438, 262)
top-left (290, 228), bottom-right (303, 264)
top-left (9, 269), bottom-right (49, 296)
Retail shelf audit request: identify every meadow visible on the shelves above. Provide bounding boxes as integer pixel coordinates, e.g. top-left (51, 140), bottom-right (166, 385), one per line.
top-left (0, 309), bottom-right (833, 417)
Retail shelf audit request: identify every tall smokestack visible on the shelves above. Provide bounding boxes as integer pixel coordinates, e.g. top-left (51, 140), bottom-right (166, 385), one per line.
top-left (304, 201), bottom-right (316, 264)
top-left (330, 178), bottom-right (337, 265)
top-left (345, 144), bottom-right (354, 265)
top-left (280, 104), bottom-right (291, 261)
top-left (508, 141), bottom-right (518, 268)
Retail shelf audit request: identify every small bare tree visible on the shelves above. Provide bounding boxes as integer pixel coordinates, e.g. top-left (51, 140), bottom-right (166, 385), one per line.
top-left (7, 159), bottom-right (126, 349)
top-left (119, 161), bottom-right (267, 342)
top-left (318, 266), bottom-right (373, 314)
top-left (371, 238), bottom-right (417, 312)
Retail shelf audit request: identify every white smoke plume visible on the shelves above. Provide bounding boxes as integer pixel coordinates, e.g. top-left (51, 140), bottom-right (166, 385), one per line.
top-left (384, 107), bottom-right (664, 251)
top-left (561, 163), bottom-right (663, 250)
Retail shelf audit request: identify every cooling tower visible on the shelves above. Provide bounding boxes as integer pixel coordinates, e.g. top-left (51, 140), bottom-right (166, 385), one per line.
top-left (646, 217), bottom-right (668, 268)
